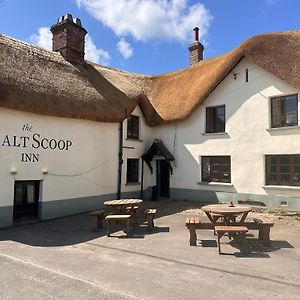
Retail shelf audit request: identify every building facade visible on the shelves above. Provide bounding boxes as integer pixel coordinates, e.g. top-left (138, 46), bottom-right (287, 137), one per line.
top-left (0, 14), bottom-right (299, 228)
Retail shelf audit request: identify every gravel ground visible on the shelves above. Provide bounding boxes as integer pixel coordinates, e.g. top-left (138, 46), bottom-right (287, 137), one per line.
top-left (177, 206), bottom-right (300, 225)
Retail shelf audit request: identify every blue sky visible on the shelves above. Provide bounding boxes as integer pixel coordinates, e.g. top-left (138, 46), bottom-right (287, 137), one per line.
top-left (0, 0), bottom-right (299, 75)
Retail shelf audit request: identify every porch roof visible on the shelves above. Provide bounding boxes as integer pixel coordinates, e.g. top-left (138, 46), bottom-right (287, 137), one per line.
top-left (142, 139), bottom-right (174, 162)
top-left (142, 139), bottom-right (174, 174)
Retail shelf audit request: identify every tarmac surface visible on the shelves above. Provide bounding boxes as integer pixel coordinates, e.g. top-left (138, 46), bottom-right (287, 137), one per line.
top-left (0, 199), bottom-right (299, 299)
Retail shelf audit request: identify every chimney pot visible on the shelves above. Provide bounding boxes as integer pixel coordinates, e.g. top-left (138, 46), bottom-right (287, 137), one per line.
top-left (64, 13), bottom-right (73, 22)
top-left (193, 27), bottom-right (199, 42)
top-left (73, 17), bottom-right (82, 26)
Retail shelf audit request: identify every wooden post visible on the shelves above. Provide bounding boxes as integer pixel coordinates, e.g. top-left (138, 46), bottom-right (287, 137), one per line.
top-left (189, 225), bottom-right (197, 246)
top-left (126, 219), bottom-right (130, 235)
top-left (260, 226), bottom-right (271, 246)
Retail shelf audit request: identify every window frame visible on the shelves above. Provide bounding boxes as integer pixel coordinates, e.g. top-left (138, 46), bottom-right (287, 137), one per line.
top-left (265, 154), bottom-right (300, 186)
top-left (201, 156), bottom-right (231, 183)
top-left (126, 158), bottom-right (139, 183)
top-left (205, 105), bottom-right (225, 133)
top-left (270, 94), bottom-right (298, 128)
top-left (127, 115), bottom-right (140, 140)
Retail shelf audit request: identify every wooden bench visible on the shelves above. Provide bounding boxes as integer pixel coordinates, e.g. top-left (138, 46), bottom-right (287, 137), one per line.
top-left (105, 215), bottom-right (131, 237)
top-left (215, 225), bottom-right (248, 254)
top-left (185, 215), bottom-right (274, 247)
top-left (90, 209), bottom-right (105, 231)
top-left (253, 218), bottom-right (274, 246)
top-left (145, 208), bottom-right (157, 228)
top-left (185, 216), bottom-right (201, 246)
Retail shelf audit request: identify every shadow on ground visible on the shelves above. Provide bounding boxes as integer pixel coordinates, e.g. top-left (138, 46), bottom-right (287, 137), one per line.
top-left (197, 235), bottom-right (294, 258)
top-left (211, 235), bottom-right (295, 258)
top-left (0, 199), bottom-right (195, 247)
top-left (0, 199), bottom-right (294, 255)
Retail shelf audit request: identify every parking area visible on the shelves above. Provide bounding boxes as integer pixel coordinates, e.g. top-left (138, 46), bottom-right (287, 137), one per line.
top-left (0, 199), bottom-right (299, 299)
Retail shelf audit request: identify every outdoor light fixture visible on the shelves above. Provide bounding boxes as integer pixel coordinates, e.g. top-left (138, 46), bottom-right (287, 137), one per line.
top-left (42, 169), bottom-right (48, 174)
top-left (10, 169), bottom-right (17, 175)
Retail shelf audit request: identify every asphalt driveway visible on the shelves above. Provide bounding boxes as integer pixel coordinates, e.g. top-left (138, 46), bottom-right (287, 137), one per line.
top-left (0, 200), bottom-right (299, 299)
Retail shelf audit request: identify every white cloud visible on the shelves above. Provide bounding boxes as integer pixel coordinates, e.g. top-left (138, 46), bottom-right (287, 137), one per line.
top-left (30, 27), bottom-right (110, 65)
top-left (85, 35), bottom-right (111, 65)
top-left (30, 27), bottom-right (52, 50)
top-left (117, 38), bottom-right (133, 59)
top-left (76, 0), bottom-right (213, 42)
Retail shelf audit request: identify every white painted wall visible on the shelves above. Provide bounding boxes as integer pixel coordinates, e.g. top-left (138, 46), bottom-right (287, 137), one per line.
top-left (152, 58), bottom-right (300, 199)
top-left (0, 107), bottom-right (119, 208)
top-left (121, 105), bottom-right (153, 195)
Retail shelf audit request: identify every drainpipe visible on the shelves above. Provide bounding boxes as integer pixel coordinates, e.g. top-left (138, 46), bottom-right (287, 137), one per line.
top-left (117, 121), bottom-right (123, 199)
top-left (140, 159), bottom-right (144, 199)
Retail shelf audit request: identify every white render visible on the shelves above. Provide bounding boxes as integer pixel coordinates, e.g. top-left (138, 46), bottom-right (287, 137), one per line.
top-left (0, 107), bottom-right (119, 215)
top-left (149, 58), bottom-right (300, 205)
top-left (122, 105), bottom-right (153, 193)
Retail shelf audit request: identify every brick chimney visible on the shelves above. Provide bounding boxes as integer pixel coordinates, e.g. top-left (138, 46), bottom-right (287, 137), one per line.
top-left (188, 27), bottom-right (204, 65)
top-left (50, 13), bottom-right (87, 64)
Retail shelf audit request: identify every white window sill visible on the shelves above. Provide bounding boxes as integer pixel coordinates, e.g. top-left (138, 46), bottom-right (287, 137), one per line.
top-left (202, 132), bottom-right (228, 136)
top-left (126, 138), bottom-right (143, 142)
top-left (262, 185), bottom-right (300, 191)
top-left (198, 182), bottom-right (233, 187)
top-left (267, 125), bottom-right (300, 132)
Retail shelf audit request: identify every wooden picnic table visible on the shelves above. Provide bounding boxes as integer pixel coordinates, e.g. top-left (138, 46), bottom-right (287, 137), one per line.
top-left (202, 203), bottom-right (252, 225)
top-left (104, 199), bottom-right (143, 214)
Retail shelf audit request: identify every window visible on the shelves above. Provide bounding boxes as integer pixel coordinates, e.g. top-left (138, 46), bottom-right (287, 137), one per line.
top-left (271, 94), bottom-right (298, 128)
top-left (266, 155), bottom-right (300, 186)
top-left (206, 105), bottom-right (225, 133)
top-left (127, 159), bottom-right (139, 183)
top-left (201, 156), bottom-right (231, 183)
top-left (127, 115), bottom-right (139, 139)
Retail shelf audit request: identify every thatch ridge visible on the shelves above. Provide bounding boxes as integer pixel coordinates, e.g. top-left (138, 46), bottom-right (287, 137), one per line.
top-left (0, 30), bottom-right (299, 126)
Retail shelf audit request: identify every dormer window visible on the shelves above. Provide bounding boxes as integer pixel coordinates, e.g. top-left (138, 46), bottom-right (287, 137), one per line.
top-left (206, 105), bottom-right (225, 133)
top-left (271, 94), bottom-right (298, 128)
top-left (127, 115), bottom-right (139, 139)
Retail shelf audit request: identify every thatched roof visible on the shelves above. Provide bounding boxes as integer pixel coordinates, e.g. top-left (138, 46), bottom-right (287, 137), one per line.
top-left (0, 30), bottom-right (299, 126)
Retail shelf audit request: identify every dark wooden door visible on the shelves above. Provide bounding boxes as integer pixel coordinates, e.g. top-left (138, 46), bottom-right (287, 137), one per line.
top-left (13, 181), bottom-right (40, 221)
top-left (157, 160), bottom-right (170, 197)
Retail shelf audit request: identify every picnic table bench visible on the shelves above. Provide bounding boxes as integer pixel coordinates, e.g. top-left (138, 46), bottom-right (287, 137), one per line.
top-left (105, 214), bottom-right (131, 236)
top-left (90, 209), bottom-right (105, 231)
top-left (104, 209), bottom-right (157, 236)
top-left (185, 216), bottom-right (274, 247)
top-left (253, 217), bottom-right (274, 246)
top-left (89, 200), bottom-right (157, 233)
top-left (215, 225), bottom-right (248, 254)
